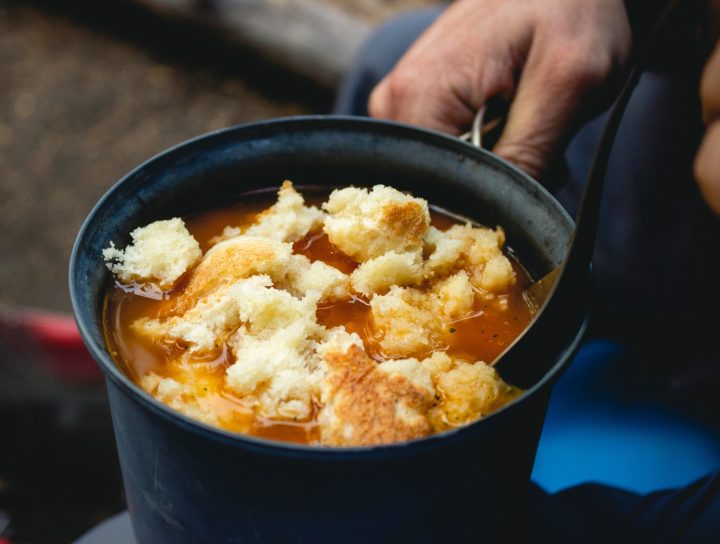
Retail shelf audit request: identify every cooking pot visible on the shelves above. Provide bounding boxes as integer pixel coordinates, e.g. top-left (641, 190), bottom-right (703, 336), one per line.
top-left (69, 116), bottom-right (589, 543)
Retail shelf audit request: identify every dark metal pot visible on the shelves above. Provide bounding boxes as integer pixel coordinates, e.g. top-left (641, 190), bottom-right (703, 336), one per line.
top-left (70, 116), bottom-right (588, 543)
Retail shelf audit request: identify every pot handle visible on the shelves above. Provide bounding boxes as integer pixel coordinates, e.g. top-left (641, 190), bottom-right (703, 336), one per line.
top-left (459, 102), bottom-right (508, 149)
top-left (459, 107), bottom-right (486, 148)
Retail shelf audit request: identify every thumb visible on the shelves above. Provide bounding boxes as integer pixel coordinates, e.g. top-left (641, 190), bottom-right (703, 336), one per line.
top-left (493, 50), bottom-right (606, 179)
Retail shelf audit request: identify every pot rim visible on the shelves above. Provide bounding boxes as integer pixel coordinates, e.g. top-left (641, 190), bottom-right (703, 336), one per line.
top-left (69, 114), bottom-right (586, 460)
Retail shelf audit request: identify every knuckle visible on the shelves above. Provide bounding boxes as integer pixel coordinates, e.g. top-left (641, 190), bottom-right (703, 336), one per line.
top-left (548, 43), bottom-right (614, 89)
top-left (369, 68), bottom-right (421, 119)
top-left (583, 52), bottom-right (614, 85)
top-left (385, 68), bottom-right (419, 103)
top-left (368, 83), bottom-right (390, 118)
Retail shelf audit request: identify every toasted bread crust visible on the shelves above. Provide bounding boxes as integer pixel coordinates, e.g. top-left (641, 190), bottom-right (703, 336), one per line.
top-left (169, 236), bottom-right (290, 316)
top-left (319, 345), bottom-right (433, 446)
top-left (383, 200), bottom-right (428, 245)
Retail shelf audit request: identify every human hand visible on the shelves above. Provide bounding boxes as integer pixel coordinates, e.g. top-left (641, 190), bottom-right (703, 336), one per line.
top-left (368, 0), bottom-right (631, 179)
top-left (695, 2), bottom-right (720, 216)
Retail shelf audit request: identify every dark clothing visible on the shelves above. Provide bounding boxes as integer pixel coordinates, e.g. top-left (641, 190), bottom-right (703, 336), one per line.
top-left (526, 474), bottom-right (720, 543)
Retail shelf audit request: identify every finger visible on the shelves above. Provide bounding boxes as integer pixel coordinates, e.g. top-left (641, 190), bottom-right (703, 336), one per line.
top-left (367, 0), bottom-right (520, 135)
top-left (694, 120), bottom-right (720, 215)
top-left (697, 39), bottom-right (720, 215)
top-left (369, 64), bottom-right (478, 135)
top-left (493, 46), bottom-right (610, 179)
top-left (700, 40), bottom-right (720, 123)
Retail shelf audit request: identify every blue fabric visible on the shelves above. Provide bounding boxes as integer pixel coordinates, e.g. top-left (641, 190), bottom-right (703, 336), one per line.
top-left (532, 340), bottom-right (720, 494)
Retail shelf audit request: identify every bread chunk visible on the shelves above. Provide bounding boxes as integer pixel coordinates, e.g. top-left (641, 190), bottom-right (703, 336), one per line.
top-left (423, 226), bottom-right (464, 278)
top-left (318, 344), bottom-right (434, 447)
top-left (445, 224), bottom-right (517, 292)
top-left (140, 373), bottom-right (220, 426)
top-left (134, 275), bottom-right (321, 353)
top-left (226, 321), bottom-right (322, 420)
top-left (377, 358), bottom-right (434, 393)
top-left (369, 287), bottom-right (436, 357)
top-left (433, 270), bottom-right (476, 316)
top-left (435, 362), bottom-right (520, 426)
top-left (420, 351), bottom-right (454, 378)
top-left (350, 250), bottom-right (423, 296)
top-left (215, 181), bottom-right (324, 244)
top-left (169, 236), bottom-right (293, 316)
top-left (286, 255), bottom-right (350, 300)
top-left (323, 185), bottom-right (430, 262)
top-left (369, 271), bottom-right (475, 357)
top-left (478, 254), bottom-right (516, 292)
top-left (316, 327), bottom-right (364, 358)
top-left (103, 218), bottom-right (201, 289)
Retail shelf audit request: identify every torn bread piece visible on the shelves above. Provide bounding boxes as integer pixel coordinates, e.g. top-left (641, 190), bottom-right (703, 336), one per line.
top-left (214, 181), bottom-right (325, 244)
top-left (323, 185), bottom-right (430, 262)
top-left (140, 373), bottom-right (221, 427)
top-left (434, 362), bottom-right (521, 426)
top-left (317, 334), bottom-right (519, 445)
top-left (422, 226), bottom-right (464, 279)
top-left (350, 250), bottom-right (423, 296)
top-left (285, 255), bottom-right (350, 301)
top-left (369, 271), bottom-right (475, 357)
top-left (420, 351), bottom-right (454, 378)
top-left (139, 371), bottom-right (258, 432)
top-left (169, 235), bottom-right (349, 317)
top-left (134, 275), bottom-right (321, 354)
top-left (226, 320), bottom-right (323, 420)
top-left (168, 236), bottom-right (294, 316)
top-left (446, 224), bottom-right (517, 292)
top-left (377, 357), bottom-right (434, 393)
top-left (318, 341), bottom-right (434, 447)
top-left (376, 352), bottom-right (520, 431)
top-left (103, 218), bottom-right (201, 289)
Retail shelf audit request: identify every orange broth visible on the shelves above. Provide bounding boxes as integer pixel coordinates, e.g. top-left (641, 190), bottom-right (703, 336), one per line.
top-left (104, 196), bottom-right (534, 445)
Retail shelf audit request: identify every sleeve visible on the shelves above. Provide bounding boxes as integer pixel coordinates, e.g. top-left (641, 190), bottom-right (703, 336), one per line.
top-left (524, 473), bottom-right (720, 543)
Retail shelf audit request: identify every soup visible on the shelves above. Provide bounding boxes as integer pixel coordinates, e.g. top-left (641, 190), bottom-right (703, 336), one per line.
top-left (103, 183), bottom-right (534, 446)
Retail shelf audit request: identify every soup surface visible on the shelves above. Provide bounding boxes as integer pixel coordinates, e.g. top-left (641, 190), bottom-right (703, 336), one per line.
top-left (104, 183), bottom-right (534, 446)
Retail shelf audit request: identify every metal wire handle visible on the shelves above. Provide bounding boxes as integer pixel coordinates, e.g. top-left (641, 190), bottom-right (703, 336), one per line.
top-left (459, 106), bottom-right (486, 148)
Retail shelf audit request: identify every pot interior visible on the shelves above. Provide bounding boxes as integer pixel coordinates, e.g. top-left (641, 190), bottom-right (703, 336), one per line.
top-left (71, 116), bottom-right (576, 411)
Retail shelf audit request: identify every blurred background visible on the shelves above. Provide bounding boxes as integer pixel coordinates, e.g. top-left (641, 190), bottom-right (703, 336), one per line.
top-left (4, 1), bottom-right (720, 542)
top-left (0, 0), bottom-right (442, 541)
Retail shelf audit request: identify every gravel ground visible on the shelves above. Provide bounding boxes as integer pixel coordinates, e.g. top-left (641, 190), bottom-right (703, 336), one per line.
top-left (0, 0), bottom-right (444, 313)
top-left (0, 0), bottom-right (331, 313)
